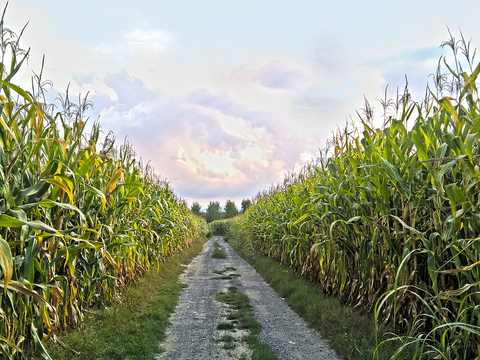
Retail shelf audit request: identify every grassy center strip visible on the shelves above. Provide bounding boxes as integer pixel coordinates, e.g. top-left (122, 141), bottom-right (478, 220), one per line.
top-left (43, 237), bottom-right (209, 360)
top-left (214, 286), bottom-right (277, 360)
top-left (211, 241), bottom-right (227, 258)
top-left (226, 236), bottom-right (410, 360)
top-left (212, 266), bottom-right (241, 280)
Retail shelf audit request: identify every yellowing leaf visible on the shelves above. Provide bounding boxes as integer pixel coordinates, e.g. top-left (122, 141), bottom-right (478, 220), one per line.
top-left (47, 177), bottom-right (73, 204)
top-left (436, 260), bottom-right (480, 274)
top-left (439, 282), bottom-right (480, 297)
top-left (0, 236), bottom-right (13, 295)
top-left (105, 167), bottom-right (125, 195)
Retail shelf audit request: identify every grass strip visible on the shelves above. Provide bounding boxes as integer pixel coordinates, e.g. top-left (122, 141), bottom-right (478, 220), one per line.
top-left (227, 236), bottom-right (408, 360)
top-left (43, 237), bottom-right (209, 360)
top-left (212, 267), bottom-right (241, 280)
top-left (211, 241), bottom-right (227, 258)
top-left (214, 286), bottom-right (277, 360)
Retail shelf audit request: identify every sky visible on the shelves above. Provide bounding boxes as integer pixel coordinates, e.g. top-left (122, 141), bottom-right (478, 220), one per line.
top-left (4, 0), bottom-right (480, 210)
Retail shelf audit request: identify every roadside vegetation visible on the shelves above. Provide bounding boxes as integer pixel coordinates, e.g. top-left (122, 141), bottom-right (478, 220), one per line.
top-left (43, 237), bottom-right (208, 359)
top-left (226, 32), bottom-right (480, 359)
top-left (0, 10), bottom-right (207, 359)
top-left (226, 232), bottom-right (406, 360)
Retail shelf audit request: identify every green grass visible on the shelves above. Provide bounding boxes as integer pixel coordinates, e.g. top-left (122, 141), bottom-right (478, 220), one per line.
top-left (227, 236), bottom-right (410, 360)
top-left (211, 241), bottom-right (227, 258)
top-left (212, 274), bottom-right (241, 280)
top-left (214, 286), bottom-right (277, 360)
top-left (42, 237), bottom-right (209, 360)
top-left (212, 267), bottom-right (241, 280)
top-left (219, 334), bottom-right (236, 350)
top-left (213, 266), bottom-right (237, 274)
top-left (217, 322), bottom-right (235, 330)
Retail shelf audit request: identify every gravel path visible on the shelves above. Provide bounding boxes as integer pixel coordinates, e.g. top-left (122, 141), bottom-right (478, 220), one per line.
top-left (157, 236), bottom-right (338, 360)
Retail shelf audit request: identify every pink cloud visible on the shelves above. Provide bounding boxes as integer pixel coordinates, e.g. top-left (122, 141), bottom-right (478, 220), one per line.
top-left (229, 63), bottom-right (254, 82)
top-left (229, 61), bottom-right (303, 90)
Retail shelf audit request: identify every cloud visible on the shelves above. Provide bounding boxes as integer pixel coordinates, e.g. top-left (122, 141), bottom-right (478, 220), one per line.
top-left (103, 72), bottom-right (156, 109)
top-left (229, 61), bottom-right (303, 89)
top-left (293, 95), bottom-right (345, 110)
top-left (124, 29), bottom-right (175, 55)
top-left (313, 44), bottom-right (346, 77)
top-left (254, 61), bottom-right (303, 89)
top-left (67, 76), bottom-right (118, 102)
top-left (94, 75), bottom-right (310, 201)
top-left (185, 88), bottom-right (283, 138)
top-left (89, 28), bottom-right (176, 73)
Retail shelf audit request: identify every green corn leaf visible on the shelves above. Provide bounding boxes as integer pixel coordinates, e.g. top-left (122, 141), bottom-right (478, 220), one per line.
top-left (470, 116), bottom-right (480, 134)
top-left (77, 155), bottom-right (96, 177)
top-left (30, 322), bottom-right (53, 360)
top-left (15, 179), bottom-right (47, 204)
top-left (437, 160), bottom-right (457, 185)
top-left (439, 97), bottom-right (459, 122)
top-left (0, 110), bottom-right (17, 144)
top-left (378, 155), bottom-right (407, 193)
top-left (444, 183), bottom-right (466, 204)
top-left (466, 132), bottom-right (478, 159)
top-left (38, 199), bottom-right (85, 221)
top-left (23, 237), bottom-right (37, 283)
top-left (390, 215), bottom-right (425, 238)
top-left (0, 214), bottom-right (25, 227)
top-left (411, 129), bottom-right (428, 162)
top-left (0, 214), bottom-right (62, 236)
top-left (85, 184), bottom-right (107, 209)
top-left (461, 62), bottom-right (480, 97)
top-left (292, 213), bottom-right (309, 226)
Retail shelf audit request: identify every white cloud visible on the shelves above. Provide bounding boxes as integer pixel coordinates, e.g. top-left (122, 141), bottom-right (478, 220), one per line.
top-left (93, 80), bottom-right (309, 200)
top-left (124, 29), bottom-right (175, 54)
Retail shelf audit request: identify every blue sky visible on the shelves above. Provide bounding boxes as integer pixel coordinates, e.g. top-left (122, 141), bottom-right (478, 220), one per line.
top-left (6, 0), bottom-right (480, 209)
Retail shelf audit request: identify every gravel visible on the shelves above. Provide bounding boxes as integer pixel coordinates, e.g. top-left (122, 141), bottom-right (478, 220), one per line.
top-left (157, 236), bottom-right (339, 360)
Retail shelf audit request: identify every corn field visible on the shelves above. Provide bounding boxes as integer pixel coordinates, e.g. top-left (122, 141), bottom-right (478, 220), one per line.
top-left (231, 33), bottom-right (480, 359)
top-left (0, 12), bottom-right (207, 359)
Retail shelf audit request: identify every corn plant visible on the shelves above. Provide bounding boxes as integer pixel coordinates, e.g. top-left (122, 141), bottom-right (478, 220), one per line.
top-left (232, 32), bottom-right (480, 359)
top-left (0, 10), bottom-right (207, 359)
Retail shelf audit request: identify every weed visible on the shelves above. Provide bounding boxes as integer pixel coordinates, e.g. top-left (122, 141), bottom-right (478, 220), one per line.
top-left (211, 242), bottom-right (227, 259)
top-left (217, 322), bottom-right (235, 330)
top-left (219, 334), bottom-right (236, 349)
top-left (214, 286), bottom-right (277, 359)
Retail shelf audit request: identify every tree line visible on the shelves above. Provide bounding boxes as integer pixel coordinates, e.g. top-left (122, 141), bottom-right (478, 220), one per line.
top-left (191, 199), bottom-right (251, 222)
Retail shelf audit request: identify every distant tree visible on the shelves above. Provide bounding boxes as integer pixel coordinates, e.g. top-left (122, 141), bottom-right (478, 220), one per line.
top-left (241, 198), bottom-right (252, 213)
top-left (224, 200), bottom-right (238, 219)
top-left (206, 201), bottom-right (222, 223)
top-left (191, 201), bottom-right (202, 216)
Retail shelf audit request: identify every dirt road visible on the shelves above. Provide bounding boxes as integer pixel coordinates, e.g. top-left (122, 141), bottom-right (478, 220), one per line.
top-left (157, 236), bottom-right (338, 360)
